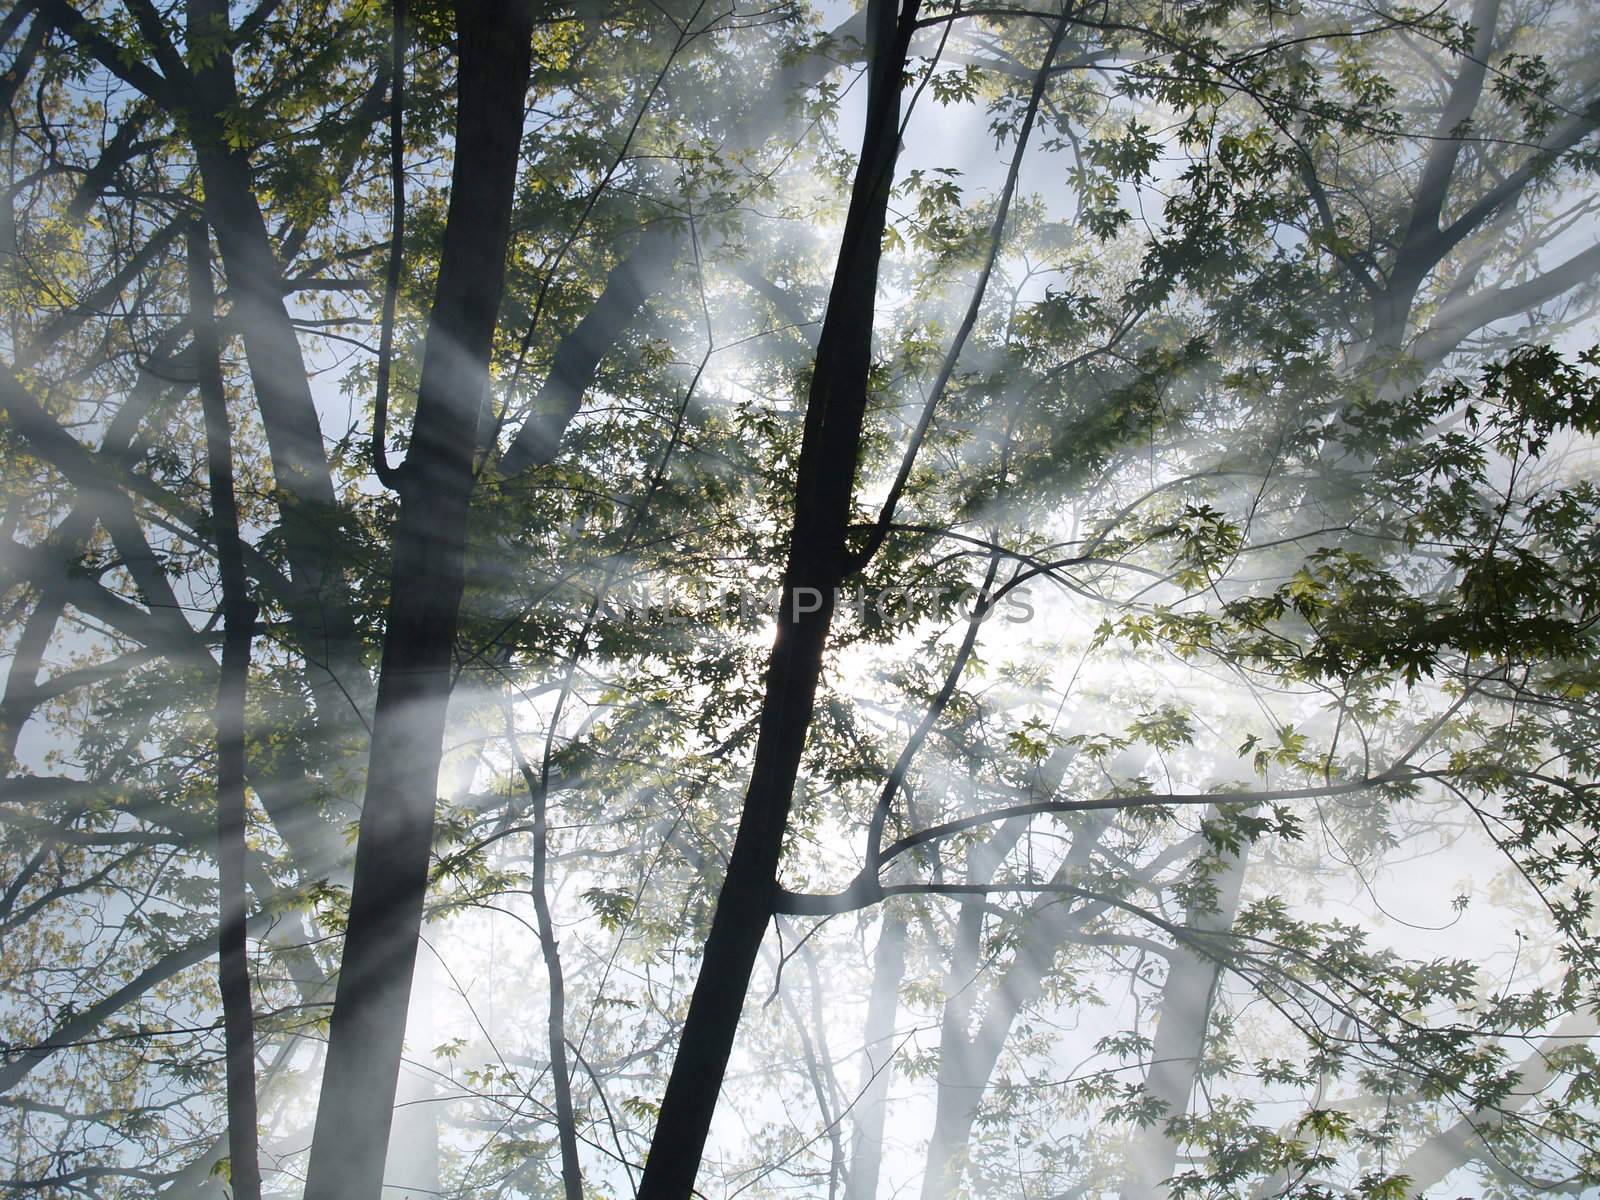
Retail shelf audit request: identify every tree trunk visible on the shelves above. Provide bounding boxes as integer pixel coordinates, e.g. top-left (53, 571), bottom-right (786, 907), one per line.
top-left (920, 816), bottom-right (1032, 1200)
top-left (634, 4), bottom-right (919, 1195)
top-left (301, 6), bottom-right (533, 1198)
top-left (845, 912), bottom-right (908, 1200)
top-left (920, 909), bottom-right (985, 1200)
top-left (189, 219), bottom-right (262, 1200)
top-left (1124, 835), bottom-right (1250, 1200)
top-left (384, 947), bottom-right (443, 1200)
top-left (185, 0), bottom-right (370, 731)
top-left (511, 728), bottom-right (584, 1200)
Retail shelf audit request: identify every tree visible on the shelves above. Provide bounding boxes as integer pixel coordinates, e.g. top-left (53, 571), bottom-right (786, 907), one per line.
top-left (1, 0), bottom-right (1598, 1198)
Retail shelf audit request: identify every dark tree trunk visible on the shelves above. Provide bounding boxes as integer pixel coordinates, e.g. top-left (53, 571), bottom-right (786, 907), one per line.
top-left (185, 0), bottom-right (369, 732)
top-left (301, 5), bottom-right (533, 1198)
top-left (511, 730), bottom-right (583, 1200)
top-left (188, 220), bottom-right (262, 1200)
top-left (634, 5), bottom-right (919, 1195)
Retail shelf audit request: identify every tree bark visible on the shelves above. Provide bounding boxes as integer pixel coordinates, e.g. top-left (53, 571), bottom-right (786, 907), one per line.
top-left (633, 4), bottom-right (919, 1195)
top-left (188, 219), bottom-right (262, 1200)
top-left (184, 0), bottom-right (370, 728)
top-left (301, 5), bottom-right (533, 1198)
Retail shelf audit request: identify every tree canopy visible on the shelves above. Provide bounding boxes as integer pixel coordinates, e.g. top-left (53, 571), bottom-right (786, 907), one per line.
top-left (2, 0), bottom-right (1599, 1197)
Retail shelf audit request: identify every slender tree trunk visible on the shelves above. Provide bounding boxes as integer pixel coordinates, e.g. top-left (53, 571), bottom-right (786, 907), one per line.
top-left (511, 730), bottom-right (584, 1200)
top-left (189, 220), bottom-right (262, 1200)
top-left (634, 4), bottom-right (919, 1195)
top-left (920, 817), bottom-right (1033, 1200)
top-left (1123, 834), bottom-right (1250, 1200)
top-left (920, 904), bottom-right (986, 1200)
top-left (802, 942), bottom-right (848, 1200)
top-left (185, 0), bottom-right (369, 730)
top-left (844, 912), bottom-right (908, 1200)
top-left (302, 6), bottom-right (534, 1198)
top-left (911, 745), bottom-right (1094, 1199)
